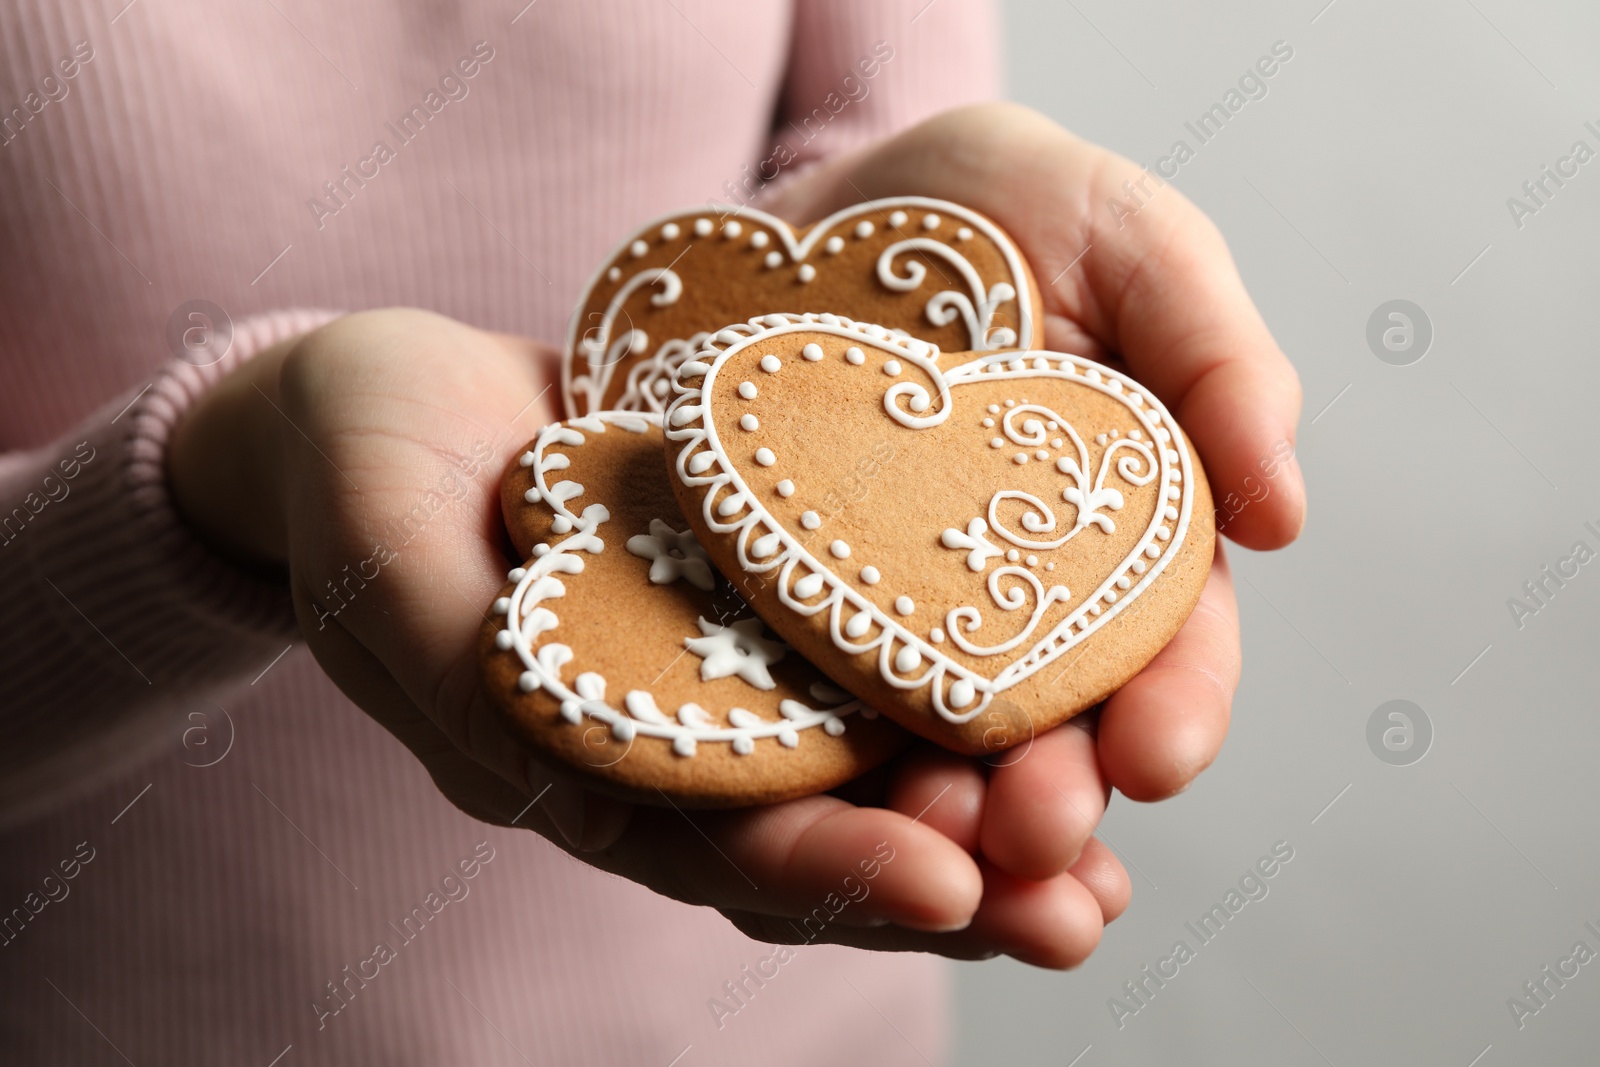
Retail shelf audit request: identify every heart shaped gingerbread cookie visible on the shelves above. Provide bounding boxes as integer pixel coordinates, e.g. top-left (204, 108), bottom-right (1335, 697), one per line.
top-left (481, 410), bottom-right (907, 806)
top-left (665, 317), bottom-right (1214, 753)
top-left (561, 198), bottom-right (1040, 418)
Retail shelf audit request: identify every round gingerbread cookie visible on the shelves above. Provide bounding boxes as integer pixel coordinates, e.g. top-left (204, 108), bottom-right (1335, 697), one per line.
top-left (561, 197), bottom-right (1042, 417)
top-left (482, 411), bottom-right (908, 807)
top-left (663, 316), bottom-right (1215, 755)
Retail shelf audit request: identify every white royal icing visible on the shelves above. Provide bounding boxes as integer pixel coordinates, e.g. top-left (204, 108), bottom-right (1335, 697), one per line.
top-left (662, 317), bottom-right (1196, 724)
top-left (498, 410), bottom-right (861, 757)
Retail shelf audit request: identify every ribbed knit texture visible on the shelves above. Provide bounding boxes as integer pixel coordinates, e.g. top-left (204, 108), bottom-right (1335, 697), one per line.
top-left (0, 1), bottom-right (998, 1062)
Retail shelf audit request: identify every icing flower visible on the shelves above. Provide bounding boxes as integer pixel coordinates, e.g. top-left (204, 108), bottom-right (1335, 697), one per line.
top-left (684, 617), bottom-right (786, 690)
top-left (626, 518), bottom-right (714, 590)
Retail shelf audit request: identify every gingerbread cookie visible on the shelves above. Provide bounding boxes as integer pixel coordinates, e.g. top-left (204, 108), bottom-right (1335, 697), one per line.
top-left (561, 197), bottom-right (1041, 417)
top-left (664, 316), bottom-right (1214, 754)
top-left (481, 411), bottom-right (908, 807)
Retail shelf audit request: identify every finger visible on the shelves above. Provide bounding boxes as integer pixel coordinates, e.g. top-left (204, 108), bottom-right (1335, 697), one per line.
top-left (980, 716), bottom-right (1108, 880)
top-left (718, 852), bottom-right (1116, 967)
top-left (596, 796), bottom-right (982, 933)
top-left (884, 744), bottom-right (987, 852)
top-left (962, 858), bottom-right (1105, 969)
top-left (1098, 544), bottom-right (1239, 801)
top-left (1071, 836), bottom-right (1132, 924)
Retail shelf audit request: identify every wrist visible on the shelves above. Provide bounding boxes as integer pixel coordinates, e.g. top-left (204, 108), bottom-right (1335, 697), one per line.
top-left (167, 337), bottom-right (296, 568)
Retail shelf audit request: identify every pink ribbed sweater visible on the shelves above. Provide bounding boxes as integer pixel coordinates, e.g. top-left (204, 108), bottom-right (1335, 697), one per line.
top-left (0, 2), bottom-right (998, 1062)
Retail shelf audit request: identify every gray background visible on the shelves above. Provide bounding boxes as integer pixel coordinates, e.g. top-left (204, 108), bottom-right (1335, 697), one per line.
top-left (955, 1), bottom-right (1600, 1064)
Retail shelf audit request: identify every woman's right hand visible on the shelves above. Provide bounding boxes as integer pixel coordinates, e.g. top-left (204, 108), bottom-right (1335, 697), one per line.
top-left (166, 307), bottom-right (1128, 968)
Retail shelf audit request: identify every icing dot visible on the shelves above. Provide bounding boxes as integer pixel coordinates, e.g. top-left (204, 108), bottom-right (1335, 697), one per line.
top-left (855, 220), bottom-right (874, 238)
top-left (760, 355), bottom-right (782, 373)
top-left (751, 230), bottom-right (770, 249)
top-left (956, 226), bottom-right (974, 240)
top-left (987, 404), bottom-right (1000, 414)
top-left (830, 540), bottom-right (851, 559)
top-left (1164, 506), bottom-right (1179, 520)
top-left (532, 543), bottom-right (549, 557)
top-left (1156, 526), bottom-right (1171, 541)
top-left (1106, 590), bottom-right (1119, 603)
top-left (1004, 399), bottom-right (1016, 408)
top-left (1096, 434), bottom-right (1108, 446)
top-left (981, 417), bottom-right (994, 428)
top-left (518, 450), bottom-right (536, 467)
top-left (764, 250), bottom-right (783, 269)
top-left (550, 515), bottom-right (573, 534)
top-left (846, 347), bottom-right (865, 365)
top-left (661, 222), bottom-right (680, 240)
top-left (922, 213), bottom-right (941, 229)
top-left (802, 343), bottom-right (824, 361)
top-left (1132, 559), bottom-right (1147, 573)
top-left (930, 627), bottom-right (945, 643)
top-left (606, 266), bottom-right (621, 282)
top-left (694, 218), bottom-right (713, 236)
top-left (1117, 576), bottom-right (1131, 590)
top-left (1006, 549), bottom-right (1020, 562)
top-left (629, 239), bottom-right (648, 257)
top-left (492, 597), bottom-right (511, 614)
top-left (800, 511), bottom-right (821, 530)
top-left (883, 360), bottom-right (902, 376)
top-left (1036, 450), bottom-right (1049, 461)
top-left (738, 381), bottom-right (757, 399)
top-left (1130, 429), bottom-right (1143, 441)
top-left (1165, 450), bottom-right (1181, 464)
top-left (1145, 544), bottom-right (1161, 558)
top-left (888, 210), bottom-right (908, 227)
top-left (508, 567), bottom-right (526, 581)
top-left (990, 438), bottom-right (1004, 448)
top-left (1026, 555), bottom-right (1038, 567)
top-left (1051, 438), bottom-right (1063, 448)
top-left (894, 596), bottom-right (914, 616)
top-left (723, 221), bottom-right (742, 238)
top-left (1166, 486), bottom-right (1181, 500)
top-left (1046, 561), bottom-right (1055, 571)
top-left (894, 645), bottom-right (922, 673)
top-left (1013, 453), bottom-right (1028, 464)
top-left (776, 479), bottom-right (795, 497)
top-left (755, 447), bottom-right (776, 466)
top-left (740, 413), bottom-right (759, 431)
top-left (518, 671), bottom-right (539, 692)
top-left (860, 566), bottom-right (881, 585)
top-left (495, 630), bottom-right (514, 650)
top-left (798, 264), bottom-right (816, 283)
top-left (949, 679), bottom-right (975, 708)
top-left (825, 235), bottom-right (845, 254)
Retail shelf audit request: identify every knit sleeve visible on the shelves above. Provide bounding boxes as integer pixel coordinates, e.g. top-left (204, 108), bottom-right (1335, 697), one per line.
top-left (0, 308), bottom-right (334, 824)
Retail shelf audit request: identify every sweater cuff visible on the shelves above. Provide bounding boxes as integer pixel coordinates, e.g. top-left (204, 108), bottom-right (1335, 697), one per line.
top-left (16, 309), bottom-right (337, 703)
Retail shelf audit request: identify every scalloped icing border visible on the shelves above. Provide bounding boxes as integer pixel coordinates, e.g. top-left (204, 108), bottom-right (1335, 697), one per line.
top-left (490, 409), bottom-right (868, 758)
top-left (663, 315), bottom-right (1196, 726)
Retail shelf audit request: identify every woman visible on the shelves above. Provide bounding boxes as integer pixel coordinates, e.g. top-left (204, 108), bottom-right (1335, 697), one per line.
top-left (0, 1), bottom-right (1302, 1062)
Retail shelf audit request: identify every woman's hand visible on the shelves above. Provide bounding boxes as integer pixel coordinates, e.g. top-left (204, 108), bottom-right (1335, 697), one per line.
top-left (167, 308), bottom-right (1124, 969)
top-left (768, 101), bottom-right (1305, 816)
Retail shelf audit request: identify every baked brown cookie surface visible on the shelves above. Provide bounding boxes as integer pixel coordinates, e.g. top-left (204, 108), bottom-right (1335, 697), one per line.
top-left (482, 411), bottom-right (907, 807)
top-left (665, 318), bottom-right (1214, 754)
top-left (561, 198), bottom-right (1041, 417)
